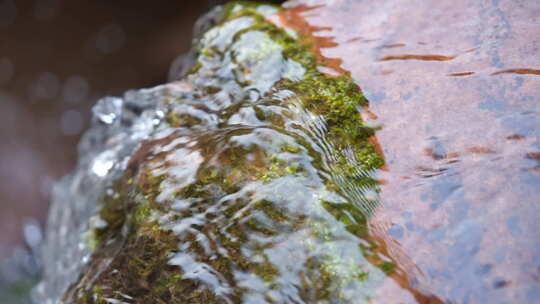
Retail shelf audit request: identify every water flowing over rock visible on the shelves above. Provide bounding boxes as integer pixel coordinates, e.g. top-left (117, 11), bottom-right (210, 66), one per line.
top-left (36, 3), bottom-right (388, 303)
top-left (36, 1), bottom-right (540, 304)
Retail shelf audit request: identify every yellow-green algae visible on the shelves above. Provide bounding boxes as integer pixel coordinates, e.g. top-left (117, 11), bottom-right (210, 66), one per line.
top-left (69, 2), bottom-right (392, 303)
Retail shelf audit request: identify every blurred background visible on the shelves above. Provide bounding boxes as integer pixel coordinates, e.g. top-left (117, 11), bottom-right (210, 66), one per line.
top-left (0, 0), bottom-right (216, 301)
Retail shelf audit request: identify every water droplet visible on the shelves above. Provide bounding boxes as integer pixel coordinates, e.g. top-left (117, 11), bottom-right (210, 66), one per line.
top-left (91, 151), bottom-right (115, 177)
top-left (89, 216), bottom-right (107, 230)
top-left (23, 219), bottom-right (43, 249)
top-left (92, 97), bottom-right (123, 124)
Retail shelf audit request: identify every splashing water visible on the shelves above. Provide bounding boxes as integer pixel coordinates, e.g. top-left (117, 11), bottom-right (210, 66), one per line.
top-left (35, 2), bottom-right (428, 304)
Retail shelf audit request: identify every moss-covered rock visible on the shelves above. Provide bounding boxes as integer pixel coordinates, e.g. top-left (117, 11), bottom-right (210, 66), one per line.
top-left (39, 2), bottom-right (392, 303)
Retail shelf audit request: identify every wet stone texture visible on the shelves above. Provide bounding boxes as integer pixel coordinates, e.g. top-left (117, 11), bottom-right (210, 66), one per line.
top-left (36, 1), bottom-right (540, 304)
top-left (277, 0), bottom-right (540, 303)
top-left (37, 2), bottom-right (392, 304)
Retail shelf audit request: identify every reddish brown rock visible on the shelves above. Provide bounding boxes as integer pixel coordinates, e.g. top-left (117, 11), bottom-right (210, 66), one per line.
top-left (278, 0), bottom-right (540, 303)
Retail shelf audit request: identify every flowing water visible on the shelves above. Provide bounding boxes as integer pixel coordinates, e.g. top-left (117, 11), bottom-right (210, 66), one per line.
top-left (37, 4), bottom-right (393, 303)
top-left (36, 1), bottom-right (540, 304)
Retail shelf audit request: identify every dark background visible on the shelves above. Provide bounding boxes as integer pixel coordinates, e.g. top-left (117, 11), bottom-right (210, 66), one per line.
top-left (0, 0), bottom-right (211, 288)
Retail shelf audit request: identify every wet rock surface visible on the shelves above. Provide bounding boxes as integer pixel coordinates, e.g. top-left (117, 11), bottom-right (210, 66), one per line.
top-left (37, 1), bottom-right (540, 304)
top-left (278, 0), bottom-right (540, 303)
top-left (38, 3), bottom-right (390, 303)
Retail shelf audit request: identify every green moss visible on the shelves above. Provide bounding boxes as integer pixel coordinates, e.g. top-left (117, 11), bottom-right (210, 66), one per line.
top-left (79, 223), bottom-right (195, 303)
top-left (83, 229), bottom-right (99, 251)
top-left (257, 153), bottom-right (303, 183)
top-left (379, 261), bottom-right (396, 275)
top-left (167, 111), bottom-right (203, 128)
top-left (93, 179), bottom-right (132, 247)
top-left (132, 203), bottom-right (153, 224)
top-left (221, 1), bottom-right (279, 20)
top-left (215, 4), bottom-right (372, 146)
top-left (70, 2), bottom-right (393, 302)
top-left (354, 144), bottom-right (385, 171)
top-left (189, 61), bottom-right (202, 74)
top-left (213, 1), bottom-right (383, 166)
top-left (91, 286), bottom-right (106, 304)
top-left (138, 167), bottom-right (167, 200)
top-left (188, 0), bottom-right (390, 291)
top-left (279, 143), bottom-right (302, 154)
top-left (253, 105), bottom-right (266, 121)
top-left (252, 260), bottom-right (280, 283)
